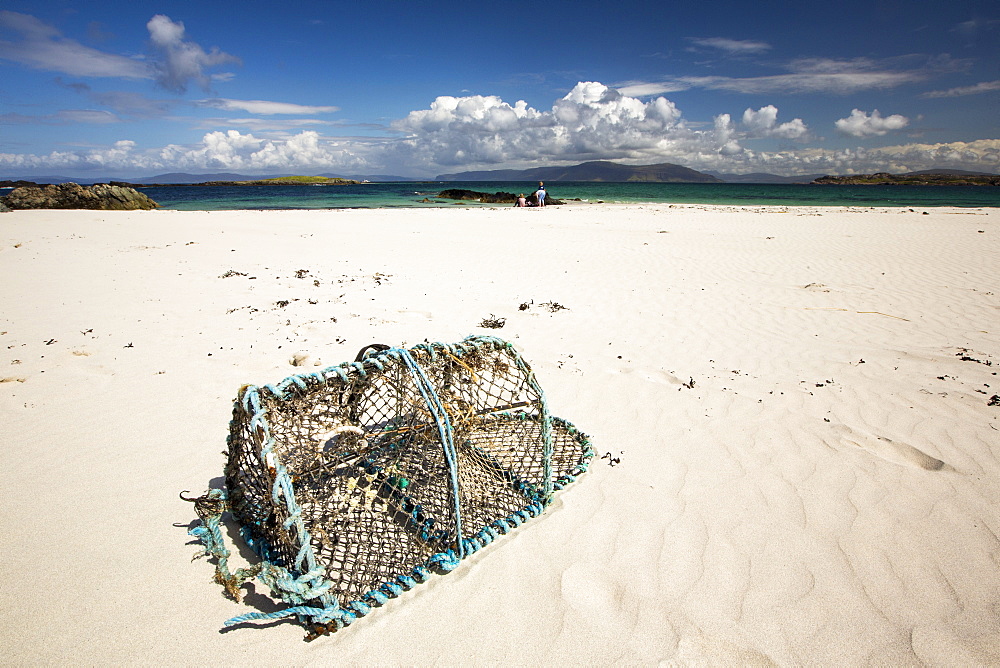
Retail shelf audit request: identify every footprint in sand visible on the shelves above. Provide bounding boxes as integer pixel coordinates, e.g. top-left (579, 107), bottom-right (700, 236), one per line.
top-left (830, 424), bottom-right (946, 471)
top-left (560, 562), bottom-right (621, 618)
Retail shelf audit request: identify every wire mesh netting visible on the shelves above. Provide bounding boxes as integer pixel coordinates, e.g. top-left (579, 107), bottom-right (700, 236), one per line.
top-left (187, 335), bottom-right (593, 638)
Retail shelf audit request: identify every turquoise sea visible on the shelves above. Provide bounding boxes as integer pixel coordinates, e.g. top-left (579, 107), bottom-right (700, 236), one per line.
top-left (137, 181), bottom-right (1000, 210)
top-left (6, 181), bottom-right (1000, 210)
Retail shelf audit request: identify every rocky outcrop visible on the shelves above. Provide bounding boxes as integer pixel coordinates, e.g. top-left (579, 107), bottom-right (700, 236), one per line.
top-left (0, 201), bottom-right (10, 213)
top-left (437, 189), bottom-right (563, 205)
top-left (0, 183), bottom-right (159, 210)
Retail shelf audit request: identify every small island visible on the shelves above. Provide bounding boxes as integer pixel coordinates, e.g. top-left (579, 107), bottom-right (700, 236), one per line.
top-left (105, 175), bottom-right (361, 187)
top-left (196, 176), bottom-right (359, 186)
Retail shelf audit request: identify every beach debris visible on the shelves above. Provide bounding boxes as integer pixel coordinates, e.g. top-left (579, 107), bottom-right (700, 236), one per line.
top-left (539, 301), bottom-right (569, 313)
top-left (219, 270), bottom-right (248, 278)
top-left (183, 336), bottom-right (592, 639)
top-left (682, 377), bottom-right (696, 389)
top-left (988, 395), bottom-right (999, 406)
top-left (601, 452), bottom-right (622, 467)
top-left (956, 349), bottom-right (992, 366)
top-left (478, 315), bottom-right (506, 329)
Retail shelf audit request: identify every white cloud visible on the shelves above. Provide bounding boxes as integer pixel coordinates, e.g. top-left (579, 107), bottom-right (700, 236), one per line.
top-left (616, 81), bottom-right (691, 97)
top-left (835, 109), bottom-right (909, 137)
top-left (742, 105), bottom-right (808, 139)
top-left (390, 82), bottom-right (698, 169)
top-left (0, 139), bottom-right (161, 172)
top-left (922, 80), bottom-right (1000, 98)
top-left (54, 110), bottom-right (120, 124)
top-left (197, 98), bottom-right (340, 115)
top-left (713, 114), bottom-right (742, 155)
top-left (152, 129), bottom-right (372, 172)
top-left (688, 37), bottom-right (771, 54)
top-left (0, 109), bottom-right (120, 125)
top-left (190, 117), bottom-right (336, 131)
top-left (619, 55), bottom-right (966, 97)
top-left (1, 82), bottom-right (997, 178)
top-left (0, 10), bottom-right (150, 79)
top-left (146, 14), bottom-right (240, 93)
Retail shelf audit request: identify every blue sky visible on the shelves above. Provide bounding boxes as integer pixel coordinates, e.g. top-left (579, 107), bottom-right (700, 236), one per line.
top-left (2, 0), bottom-right (999, 178)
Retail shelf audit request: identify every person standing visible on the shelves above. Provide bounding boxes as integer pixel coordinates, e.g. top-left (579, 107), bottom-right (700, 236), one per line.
top-left (534, 182), bottom-right (546, 207)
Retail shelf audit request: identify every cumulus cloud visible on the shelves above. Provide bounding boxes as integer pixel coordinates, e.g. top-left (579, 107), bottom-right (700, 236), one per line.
top-left (713, 114), bottom-right (742, 155)
top-left (0, 10), bottom-right (150, 79)
top-left (197, 98), bottom-right (340, 115)
top-left (146, 14), bottom-right (240, 93)
top-left (688, 37), bottom-right (771, 54)
top-left (741, 105), bottom-right (808, 139)
top-left (390, 82), bottom-right (702, 169)
top-left (1, 81), bottom-right (997, 178)
top-left (835, 109), bottom-right (909, 137)
top-left (153, 129), bottom-right (372, 172)
top-left (0, 139), bottom-right (161, 172)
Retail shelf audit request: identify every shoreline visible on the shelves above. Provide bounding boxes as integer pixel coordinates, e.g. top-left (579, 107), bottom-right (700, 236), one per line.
top-left (2, 205), bottom-right (998, 663)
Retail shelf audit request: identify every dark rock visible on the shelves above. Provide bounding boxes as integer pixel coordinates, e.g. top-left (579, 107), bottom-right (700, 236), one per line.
top-left (1, 182), bottom-right (159, 210)
top-left (437, 189), bottom-right (563, 205)
top-left (0, 201), bottom-right (10, 213)
top-left (0, 180), bottom-right (41, 188)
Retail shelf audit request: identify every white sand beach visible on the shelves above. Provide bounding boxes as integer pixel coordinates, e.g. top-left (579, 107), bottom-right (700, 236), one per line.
top-left (1, 203), bottom-right (998, 665)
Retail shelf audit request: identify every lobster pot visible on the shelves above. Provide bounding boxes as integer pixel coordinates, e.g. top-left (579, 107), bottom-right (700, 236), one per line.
top-left (221, 335), bottom-right (592, 634)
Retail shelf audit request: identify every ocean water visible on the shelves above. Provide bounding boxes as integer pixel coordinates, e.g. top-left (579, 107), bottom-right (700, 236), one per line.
top-left (8, 181), bottom-right (1000, 210)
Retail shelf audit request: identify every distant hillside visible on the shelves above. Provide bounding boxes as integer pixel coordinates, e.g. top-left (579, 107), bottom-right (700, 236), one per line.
top-left (813, 172), bottom-right (1000, 186)
top-left (705, 171), bottom-right (825, 184)
top-left (437, 161), bottom-right (722, 183)
top-left (0, 171), bottom-right (418, 186)
top-left (0, 175), bottom-right (118, 185)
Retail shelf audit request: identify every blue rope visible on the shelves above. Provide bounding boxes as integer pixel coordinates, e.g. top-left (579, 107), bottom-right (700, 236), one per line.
top-left (398, 348), bottom-right (466, 559)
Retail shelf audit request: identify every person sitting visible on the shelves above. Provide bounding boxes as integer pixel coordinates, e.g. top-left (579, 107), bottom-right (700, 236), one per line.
top-left (514, 193), bottom-right (527, 207)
